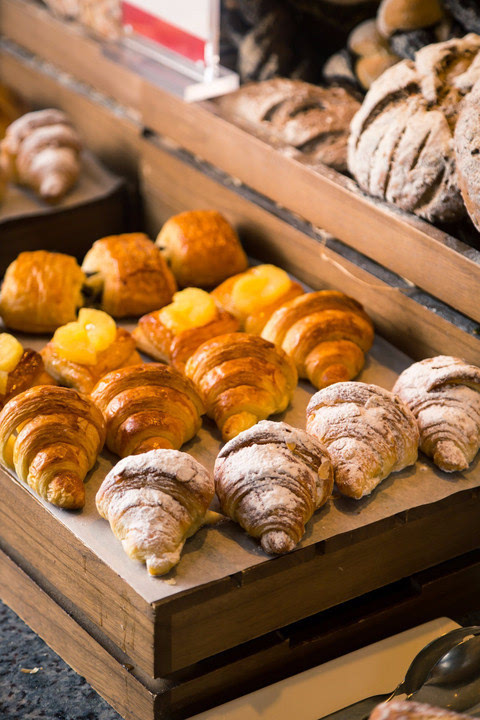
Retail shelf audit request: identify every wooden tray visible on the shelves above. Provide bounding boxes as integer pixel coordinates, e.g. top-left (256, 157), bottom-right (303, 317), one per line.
top-left (1, 0), bottom-right (480, 324)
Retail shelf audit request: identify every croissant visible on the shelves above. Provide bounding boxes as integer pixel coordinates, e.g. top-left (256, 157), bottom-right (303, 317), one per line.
top-left (82, 233), bottom-right (177, 318)
top-left (393, 356), bottom-right (480, 472)
top-left (0, 385), bottom-right (106, 509)
top-left (91, 363), bottom-right (205, 458)
top-left (96, 449), bottom-right (215, 575)
top-left (0, 251), bottom-right (86, 334)
top-left (1, 108), bottom-right (82, 202)
top-left (211, 264), bottom-right (304, 335)
top-left (156, 210), bottom-right (248, 288)
top-left (215, 420), bottom-right (333, 554)
top-left (306, 382), bottom-right (419, 499)
top-left (184, 333), bottom-right (297, 441)
top-left (132, 288), bottom-right (239, 372)
top-left (261, 291), bottom-right (375, 389)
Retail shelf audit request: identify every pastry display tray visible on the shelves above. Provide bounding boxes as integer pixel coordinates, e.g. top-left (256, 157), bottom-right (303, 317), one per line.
top-left (1, 326), bottom-right (479, 681)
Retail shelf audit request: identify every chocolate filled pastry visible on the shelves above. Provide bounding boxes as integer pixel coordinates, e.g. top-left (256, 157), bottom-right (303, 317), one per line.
top-left (156, 210), bottom-right (248, 289)
top-left (0, 385), bottom-right (106, 509)
top-left (91, 363), bottom-right (205, 458)
top-left (261, 290), bottom-right (375, 389)
top-left (306, 381), bottom-right (419, 498)
top-left (184, 332), bottom-right (297, 441)
top-left (216, 78), bottom-right (361, 172)
top-left (211, 264), bottom-right (304, 335)
top-left (0, 333), bottom-right (55, 408)
top-left (0, 108), bottom-right (82, 202)
top-left (348, 35), bottom-right (480, 223)
top-left (82, 233), bottom-right (177, 318)
top-left (393, 355), bottom-right (480, 472)
top-left (215, 420), bottom-right (333, 554)
top-left (96, 450), bottom-right (216, 575)
top-left (41, 309), bottom-right (141, 394)
top-left (0, 251), bottom-right (85, 333)
top-left (132, 288), bottom-right (239, 373)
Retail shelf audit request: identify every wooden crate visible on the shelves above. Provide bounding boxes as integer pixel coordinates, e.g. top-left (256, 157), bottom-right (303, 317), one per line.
top-left (1, 0), bottom-right (480, 324)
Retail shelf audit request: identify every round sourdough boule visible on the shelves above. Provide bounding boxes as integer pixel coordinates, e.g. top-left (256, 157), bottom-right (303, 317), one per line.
top-left (348, 34), bottom-right (480, 223)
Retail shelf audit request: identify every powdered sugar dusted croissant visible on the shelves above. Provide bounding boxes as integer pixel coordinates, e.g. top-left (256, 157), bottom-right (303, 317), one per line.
top-left (0, 385), bottom-right (106, 509)
top-left (306, 382), bottom-right (419, 499)
top-left (1, 109), bottom-right (82, 202)
top-left (393, 356), bottom-right (480, 472)
top-left (91, 364), bottom-right (204, 457)
top-left (185, 333), bottom-right (297, 441)
top-left (96, 450), bottom-right (215, 575)
top-left (215, 420), bottom-right (333, 554)
top-left (261, 290), bottom-right (374, 389)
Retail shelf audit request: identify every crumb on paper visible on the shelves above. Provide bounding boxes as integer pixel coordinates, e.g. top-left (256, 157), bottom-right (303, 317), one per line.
top-left (20, 667), bottom-right (42, 674)
top-left (163, 577), bottom-right (176, 585)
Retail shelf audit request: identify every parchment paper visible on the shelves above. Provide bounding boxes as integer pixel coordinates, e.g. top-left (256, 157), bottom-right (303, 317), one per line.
top-left (8, 330), bottom-right (479, 606)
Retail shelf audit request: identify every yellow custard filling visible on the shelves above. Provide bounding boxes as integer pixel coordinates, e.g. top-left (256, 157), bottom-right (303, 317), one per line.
top-left (53, 309), bottom-right (116, 365)
top-left (0, 333), bottom-right (24, 394)
top-left (159, 288), bottom-right (217, 334)
top-left (231, 265), bottom-right (291, 314)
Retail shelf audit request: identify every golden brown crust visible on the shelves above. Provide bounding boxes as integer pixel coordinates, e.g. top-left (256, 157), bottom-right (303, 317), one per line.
top-left (156, 210), bottom-right (248, 288)
top-left (211, 268), bottom-right (304, 334)
top-left (0, 251), bottom-right (85, 333)
top-left (0, 385), bottom-right (106, 509)
top-left (91, 363), bottom-right (205, 457)
top-left (41, 327), bottom-right (141, 394)
top-left (82, 233), bottom-right (177, 318)
top-left (0, 349), bottom-right (56, 408)
top-left (261, 291), bottom-right (374, 389)
top-left (184, 333), bottom-right (298, 441)
top-left (132, 306), bottom-right (239, 372)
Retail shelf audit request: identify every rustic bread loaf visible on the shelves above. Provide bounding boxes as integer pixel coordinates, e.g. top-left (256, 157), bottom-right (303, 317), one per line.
top-left (217, 78), bottom-right (361, 172)
top-left (348, 34), bottom-right (480, 223)
top-left (454, 76), bottom-right (480, 231)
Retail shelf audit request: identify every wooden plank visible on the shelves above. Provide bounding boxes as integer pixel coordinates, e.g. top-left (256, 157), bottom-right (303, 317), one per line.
top-left (2, 0), bottom-right (480, 322)
top-left (0, 468), bottom-right (157, 677)
top-left (162, 489), bottom-right (480, 670)
top-left (139, 137), bottom-right (480, 365)
top-left (0, 548), bottom-right (155, 720)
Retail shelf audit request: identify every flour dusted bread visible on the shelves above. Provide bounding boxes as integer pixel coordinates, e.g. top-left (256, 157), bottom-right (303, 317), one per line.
top-left (306, 382), bottom-right (419, 498)
top-left (348, 35), bottom-right (480, 223)
top-left (216, 79), bottom-right (361, 172)
top-left (261, 290), bottom-right (374, 389)
top-left (185, 333), bottom-right (297, 441)
top-left (0, 385), bottom-right (105, 509)
top-left (1, 108), bottom-right (82, 202)
top-left (0, 251), bottom-right (85, 333)
top-left (369, 700), bottom-right (475, 720)
top-left (393, 355), bottom-right (480, 472)
top-left (215, 421), bottom-right (333, 554)
top-left (454, 77), bottom-right (480, 231)
top-left (96, 450), bottom-right (215, 575)
top-left (91, 364), bottom-right (204, 457)
top-left (82, 233), bottom-right (177, 318)
top-left (156, 210), bottom-right (248, 289)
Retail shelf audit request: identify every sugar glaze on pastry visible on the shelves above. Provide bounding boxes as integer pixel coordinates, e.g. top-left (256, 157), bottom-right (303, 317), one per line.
top-left (215, 420), bottom-right (333, 554)
top-left (96, 449), bottom-right (215, 575)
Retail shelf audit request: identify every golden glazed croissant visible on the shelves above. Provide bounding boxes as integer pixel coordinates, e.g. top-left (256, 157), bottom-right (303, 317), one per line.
top-left (0, 251), bottom-right (85, 334)
top-left (156, 210), bottom-right (248, 288)
top-left (393, 355), bottom-right (480, 472)
top-left (306, 382), bottom-right (419, 499)
top-left (91, 363), bottom-right (205, 458)
top-left (82, 233), bottom-right (177, 318)
top-left (261, 291), bottom-right (375, 389)
top-left (211, 264), bottom-right (304, 335)
top-left (215, 420), bottom-right (333, 554)
top-left (1, 108), bottom-right (82, 202)
top-left (0, 385), bottom-right (106, 509)
top-left (96, 449), bottom-right (215, 575)
top-left (133, 288), bottom-right (239, 372)
top-left (184, 333), bottom-right (297, 441)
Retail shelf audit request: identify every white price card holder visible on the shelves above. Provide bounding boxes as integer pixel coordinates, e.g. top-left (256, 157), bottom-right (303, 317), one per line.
top-left (117, 0), bottom-right (239, 102)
